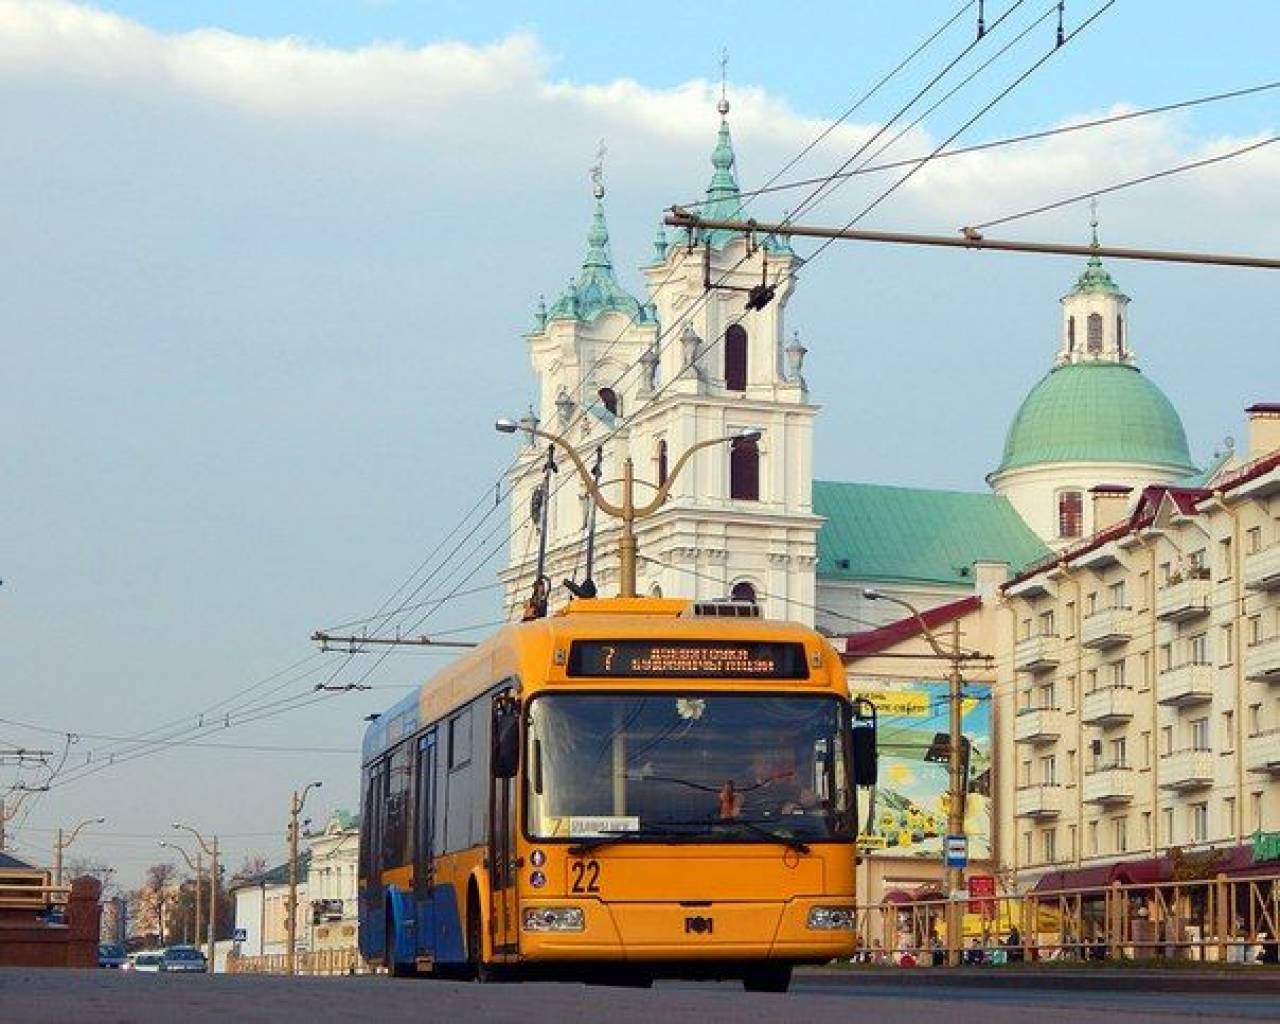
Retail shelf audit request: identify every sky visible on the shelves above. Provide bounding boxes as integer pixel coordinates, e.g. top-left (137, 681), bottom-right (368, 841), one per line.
top-left (1, 0), bottom-right (1277, 888)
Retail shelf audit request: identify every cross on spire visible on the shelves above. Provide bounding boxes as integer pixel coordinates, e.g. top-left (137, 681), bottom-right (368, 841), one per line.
top-left (590, 139), bottom-right (607, 199)
top-left (718, 48), bottom-right (730, 116)
top-left (1089, 197), bottom-right (1099, 248)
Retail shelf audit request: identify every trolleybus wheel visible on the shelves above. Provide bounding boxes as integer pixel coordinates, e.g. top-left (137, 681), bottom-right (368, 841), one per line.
top-left (742, 964), bottom-right (791, 993)
top-left (467, 892), bottom-right (499, 983)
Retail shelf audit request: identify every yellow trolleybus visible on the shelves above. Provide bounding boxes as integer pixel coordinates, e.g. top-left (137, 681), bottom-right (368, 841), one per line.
top-left (358, 596), bottom-right (876, 990)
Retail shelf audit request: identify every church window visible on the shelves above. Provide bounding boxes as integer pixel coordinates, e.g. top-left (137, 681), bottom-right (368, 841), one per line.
top-left (1086, 313), bottom-right (1103, 353)
top-left (656, 439), bottom-right (668, 487)
top-left (1057, 490), bottom-right (1084, 538)
top-left (1116, 315), bottom-right (1124, 355)
top-left (730, 581), bottom-right (757, 604)
top-left (729, 435), bottom-right (760, 501)
top-left (724, 324), bottom-right (748, 391)
top-left (1067, 316), bottom-right (1076, 350)
top-left (598, 387), bottom-right (620, 417)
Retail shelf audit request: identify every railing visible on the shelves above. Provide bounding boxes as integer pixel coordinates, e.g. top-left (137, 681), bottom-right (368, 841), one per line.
top-left (227, 947), bottom-right (371, 976)
top-left (0, 879), bottom-right (69, 912)
top-left (850, 873), bottom-right (1280, 967)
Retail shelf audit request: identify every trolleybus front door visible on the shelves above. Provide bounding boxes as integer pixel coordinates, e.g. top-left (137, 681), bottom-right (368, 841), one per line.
top-left (489, 691), bottom-right (519, 956)
top-left (414, 730), bottom-right (438, 963)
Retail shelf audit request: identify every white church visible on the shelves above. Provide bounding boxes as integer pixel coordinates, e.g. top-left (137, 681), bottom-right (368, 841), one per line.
top-left (498, 93), bottom-right (1206, 627)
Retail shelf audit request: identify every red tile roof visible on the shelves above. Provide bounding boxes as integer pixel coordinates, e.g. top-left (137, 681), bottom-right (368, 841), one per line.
top-left (843, 595), bottom-right (981, 657)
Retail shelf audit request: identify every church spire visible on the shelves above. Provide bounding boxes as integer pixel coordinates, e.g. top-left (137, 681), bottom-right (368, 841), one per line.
top-left (1056, 203), bottom-right (1132, 367)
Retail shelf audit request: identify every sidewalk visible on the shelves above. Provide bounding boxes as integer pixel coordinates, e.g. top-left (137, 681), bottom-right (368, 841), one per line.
top-left (800, 964), bottom-right (1280, 994)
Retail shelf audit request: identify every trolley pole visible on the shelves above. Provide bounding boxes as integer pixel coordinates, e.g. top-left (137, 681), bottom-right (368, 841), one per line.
top-left (496, 420), bottom-right (761, 598)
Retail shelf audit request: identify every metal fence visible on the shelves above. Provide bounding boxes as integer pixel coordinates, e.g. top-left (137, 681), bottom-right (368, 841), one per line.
top-left (226, 947), bottom-right (371, 976)
top-left (852, 873), bottom-right (1280, 965)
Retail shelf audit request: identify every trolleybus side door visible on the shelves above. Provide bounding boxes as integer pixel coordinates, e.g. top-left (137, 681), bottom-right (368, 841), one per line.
top-left (414, 729), bottom-right (438, 960)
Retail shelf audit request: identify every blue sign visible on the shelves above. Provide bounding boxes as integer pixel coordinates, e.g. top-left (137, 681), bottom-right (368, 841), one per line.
top-left (232, 928), bottom-right (247, 943)
top-left (944, 834), bottom-right (968, 869)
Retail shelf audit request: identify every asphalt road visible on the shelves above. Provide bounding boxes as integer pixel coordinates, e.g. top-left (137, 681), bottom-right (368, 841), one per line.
top-left (2, 968), bottom-right (1278, 1024)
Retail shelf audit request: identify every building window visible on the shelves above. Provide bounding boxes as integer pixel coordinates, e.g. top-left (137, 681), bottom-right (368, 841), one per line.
top-left (1057, 490), bottom-right (1084, 538)
top-left (656, 439), bottom-right (668, 487)
top-left (1160, 725), bottom-right (1173, 755)
top-left (1040, 755), bottom-right (1057, 785)
top-left (730, 580), bottom-right (757, 604)
top-left (1108, 580), bottom-right (1127, 609)
top-left (1041, 829), bottom-right (1057, 863)
top-left (1114, 816), bottom-right (1128, 854)
top-left (1247, 526), bottom-right (1263, 554)
top-left (1039, 610), bottom-right (1056, 636)
top-left (729, 435), bottom-right (760, 501)
top-left (1109, 659), bottom-right (1126, 688)
top-left (1189, 632), bottom-right (1208, 664)
top-left (1088, 820), bottom-right (1098, 856)
top-left (1141, 811), bottom-right (1152, 847)
top-left (1221, 710), bottom-right (1235, 752)
top-left (1109, 737), bottom-right (1127, 768)
top-left (1116, 314), bottom-right (1124, 355)
top-left (724, 324), bottom-right (748, 391)
top-left (1248, 703), bottom-right (1262, 735)
top-left (1218, 537), bottom-right (1233, 578)
top-left (597, 386), bottom-right (620, 418)
top-left (1252, 792), bottom-right (1264, 831)
top-left (1190, 717), bottom-right (1209, 751)
top-left (1220, 624), bottom-right (1235, 665)
top-left (1023, 832), bottom-right (1033, 864)
top-left (1162, 807), bottom-right (1174, 844)
top-left (1087, 313), bottom-right (1103, 353)
top-left (1067, 316), bottom-right (1076, 350)
top-left (1140, 731), bottom-right (1151, 769)
top-left (1137, 571), bottom-right (1150, 611)
top-left (1190, 803), bottom-right (1208, 843)
top-left (1064, 601), bottom-right (1076, 638)
top-left (1223, 797), bottom-right (1236, 837)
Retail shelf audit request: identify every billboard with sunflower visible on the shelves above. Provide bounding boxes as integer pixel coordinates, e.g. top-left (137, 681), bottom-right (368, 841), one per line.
top-left (850, 677), bottom-right (992, 859)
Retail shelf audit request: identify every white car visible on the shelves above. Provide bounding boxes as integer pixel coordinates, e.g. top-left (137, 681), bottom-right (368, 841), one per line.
top-left (127, 951), bottom-right (164, 973)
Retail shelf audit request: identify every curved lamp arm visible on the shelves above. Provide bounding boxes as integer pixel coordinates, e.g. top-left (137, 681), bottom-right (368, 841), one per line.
top-left (159, 840), bottom-right (199, 874)
top-left (172, 822), bottom-right (216, 858)
top-left (61, 816), bottom-right (105, 851)
top-left (862, 589), bottom-right (949, 660)
top-left (635, 433), bottom-right (752, 517)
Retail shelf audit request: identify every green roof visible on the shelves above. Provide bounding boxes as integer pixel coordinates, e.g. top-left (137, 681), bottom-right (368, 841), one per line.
top-left (994, 363), bottom-right (1195, 475)
top-left (814, 480), bottom-right (1050, 586)
top-left (546, 196), bottom-right (655, 326)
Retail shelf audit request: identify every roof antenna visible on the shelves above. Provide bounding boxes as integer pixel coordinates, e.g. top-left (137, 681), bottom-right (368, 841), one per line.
top-left (564, 446), bottom-right (603, 600)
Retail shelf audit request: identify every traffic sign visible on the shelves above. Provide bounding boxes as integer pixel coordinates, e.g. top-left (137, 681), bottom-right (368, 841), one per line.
top-left (232, 928), bottom-right (247, 943)
top-left (944, 834), bottom-right (968, 869)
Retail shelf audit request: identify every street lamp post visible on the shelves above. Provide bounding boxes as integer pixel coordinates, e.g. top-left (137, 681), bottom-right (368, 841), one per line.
top-left (173, 822), bottom-right (219, 973)
top-left (863, 588), bottom-right (969, 967)
top-left (287, 781), bottom-right (323, 976)
top-left (159, 841), bottom-right (203, 957)
top-left (52, 816), bottom-right (105, 887)
top-left (496, 419), bottom-right (761, 598)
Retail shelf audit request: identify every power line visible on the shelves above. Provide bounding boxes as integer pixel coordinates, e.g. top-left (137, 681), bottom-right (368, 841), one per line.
top-left (970, 135), bottom-right (1280, 231)
top-left (682, 79), bottom-right (1280, 208)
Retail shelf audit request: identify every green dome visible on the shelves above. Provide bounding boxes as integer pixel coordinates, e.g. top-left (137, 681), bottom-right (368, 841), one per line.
top-left (994, 363), bottom-right (1195, 475)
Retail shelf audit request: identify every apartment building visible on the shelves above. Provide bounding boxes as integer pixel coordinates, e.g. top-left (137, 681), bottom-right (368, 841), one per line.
top-left (999, 405), bottom-right (1280, 886)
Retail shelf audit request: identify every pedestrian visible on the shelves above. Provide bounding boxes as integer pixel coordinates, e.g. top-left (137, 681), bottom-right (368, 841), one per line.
top-left (929, 929), bottom-right (944, 967)
top-left (964, 938), bottom-right (985, 966)
top-left (1004, 925), bottom-right (1024, 964)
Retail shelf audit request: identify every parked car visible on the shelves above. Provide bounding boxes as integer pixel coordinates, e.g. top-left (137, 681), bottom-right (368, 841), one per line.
top-left (127, 951), bottom-right (164, 973)
top-left (98, 943), bottom-right (128, 969)
top-left (160, 945), bottom-right (207, 973)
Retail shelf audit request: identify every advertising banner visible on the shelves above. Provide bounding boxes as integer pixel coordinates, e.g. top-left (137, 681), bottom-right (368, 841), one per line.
top-left (851, 677), bottom-right (992, 859)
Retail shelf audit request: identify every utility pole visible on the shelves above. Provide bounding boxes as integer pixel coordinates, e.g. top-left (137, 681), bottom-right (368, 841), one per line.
top-left (173, 823), bottom-right (218, 972)
top-left (863, 589), bottom-right (982, 967)
top-left (159, 841), bottom-right (203, 957)
top-left (286, 781), bottom-right (322, 976)
top-left (496, 419), bottom-right (762, 598)
top-left (52, 816), bottom-right (105, 886)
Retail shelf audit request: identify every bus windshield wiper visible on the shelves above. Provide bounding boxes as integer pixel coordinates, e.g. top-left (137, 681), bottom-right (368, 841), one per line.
top-left (729, 819), bottom-right (811, 855)
top-left (568, 824), bottom-right (703, 856)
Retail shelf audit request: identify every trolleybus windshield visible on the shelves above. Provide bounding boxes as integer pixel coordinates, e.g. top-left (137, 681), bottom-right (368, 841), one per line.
top-left (525, 694), bottom-right (853, 842)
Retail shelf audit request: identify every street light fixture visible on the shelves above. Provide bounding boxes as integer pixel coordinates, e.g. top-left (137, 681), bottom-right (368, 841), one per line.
top-left (862, 587), bottom-right (968, 967)
top-left (496, 419), bottom-right (762, 598)
top-left (173, 822), bottom-right (219, 973)
top-left (286, 781), bottom-right (323, 976)
top-left (159, 840), bottom-right (204, 949)
top-left (52, 816), bottom-right (105, 887)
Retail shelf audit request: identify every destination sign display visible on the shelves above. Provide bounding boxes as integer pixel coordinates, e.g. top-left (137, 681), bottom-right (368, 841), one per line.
top-left (566, 640), bottom-right (809, 679)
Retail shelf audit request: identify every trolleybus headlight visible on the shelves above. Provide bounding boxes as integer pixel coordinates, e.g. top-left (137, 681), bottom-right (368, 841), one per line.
top-left (807, 906), bottom-right (856, 930)
top-left (522, 907), bottom-right (585, 932)
top-left (530, 870), bottom-right (547, 888)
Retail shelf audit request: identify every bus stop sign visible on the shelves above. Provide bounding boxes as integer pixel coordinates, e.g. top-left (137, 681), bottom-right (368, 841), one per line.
top-left (944, 834), bottom-right (968, 869)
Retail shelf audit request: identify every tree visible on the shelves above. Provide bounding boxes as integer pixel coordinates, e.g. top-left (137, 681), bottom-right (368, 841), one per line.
top-left (65, 856), bottom-right (117, 897)
top-left (129, 861), bottom-right (178, 945)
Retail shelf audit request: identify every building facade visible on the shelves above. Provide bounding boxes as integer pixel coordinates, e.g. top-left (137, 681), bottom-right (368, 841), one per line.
top-left (1000, 407), bottom-right (1280, 885)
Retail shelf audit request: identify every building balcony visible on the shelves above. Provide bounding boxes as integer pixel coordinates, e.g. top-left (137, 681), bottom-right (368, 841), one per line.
top-left (1244, 544), bottom-right (1280, 592)
top-left (1156, 662), bottom-right (1215, 706)
top-left (1245, 636), bottom-right (1280, 682)
top-left (1015, 784), bottom-right (1063, 819)
top-left (1080, 684), bottom-right (1134, 725)
top-left (1081, 606), bottom-right (1132, 649)
top-left (1159, 749), bottom-right (1214, 790)
top-left (1014, 634), bottom-right (1060, 674)
top-left (1155, 574), bottom-right (1212, 621)
top-left (1076, 540), bottom-right (1123, 570)
top-left (1083, 764), bottom-right (1134, 805)
top-left (1014, 707), bottom-right (1064, 745)
top-left (1245, 729), bottom-right (1280, 776)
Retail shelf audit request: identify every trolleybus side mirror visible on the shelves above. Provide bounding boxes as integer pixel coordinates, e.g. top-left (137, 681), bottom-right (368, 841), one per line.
top-left (492, 695), bottom-right (520, 779)
top-left (851, 698), bottom-right (878, 788)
